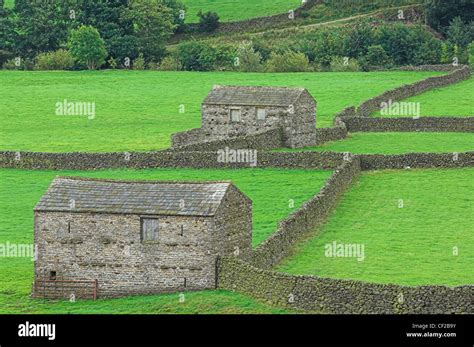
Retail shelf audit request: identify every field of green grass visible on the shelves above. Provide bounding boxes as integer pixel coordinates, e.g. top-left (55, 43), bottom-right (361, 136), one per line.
top-left (277, 168), bottom-right (474, 286)
top-left (374, 77), bottom-right (474, 117)
top-left (181, 0), bottom-right (301, 23)
top-left (0, 167), bottom-right (329, 313)
top-left (0, 70), bottom-right (442, 152)
top-left (278, 132), bottom-right (474, 154)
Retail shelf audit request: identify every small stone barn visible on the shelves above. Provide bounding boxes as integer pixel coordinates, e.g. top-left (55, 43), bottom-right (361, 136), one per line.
top-left (33, 177), bottom-right (252, 298)
top-left (201, 85), bottom-right (317, 148)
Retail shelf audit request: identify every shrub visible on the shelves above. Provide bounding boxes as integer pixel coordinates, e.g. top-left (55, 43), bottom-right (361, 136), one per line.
top-left (133, 53), bottom-right (146, 70)
top-left (35, 49), bottom-right (74, 70)
top-left (265, 51), bottom-right (311, 72)
top-left (358, 45), bottom-right (394, 71)
top-left (68, 25), bottom-right (108, 70)
top-left (330, 56), bottom-right (360, 72)
top-left (159, 56), bottom-right (181, 71)
top-left (108, 57), bottom-right (118, 69)
top-left (177, 41), bottom-right (218, 71)
top-left (235, 41), bottom-right (262, 72)
top-left (2, 57), bottom-right (34, 70)
top-left (469, 42), bottom-right (474, 68)
top-left (197, 10), bottom-right (219, 32)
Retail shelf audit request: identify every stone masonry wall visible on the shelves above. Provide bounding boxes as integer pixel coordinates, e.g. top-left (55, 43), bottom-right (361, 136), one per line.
top-left (217, 256), bottom-right (474, 314)
top-left (251, 157), bottom-right (361, 269)
top-left (34, 212), bottom-right (218, 297)
top-left (340, 116), bottom-right (474, 132)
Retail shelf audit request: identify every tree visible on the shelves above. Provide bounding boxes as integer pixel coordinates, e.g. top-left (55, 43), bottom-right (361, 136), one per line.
top-left (446, 17), bottom-right (472, 48)
top-left (236, 41), bottom-right (262, 72)
top-left (177, 41), bottom-right (218, 71)
top-left (68, 26), bottom-right (108, 69)
top-left (425, 0), bottom-right (474, 33)
top-left (0, 1), bottom-right (18, 65)
top-left (265, 51), bottom-right (311, 72)
top-left (13, 0), bottom-right (78, 58)
top-left (160, 0), bottom-right (187, 32)
top-left (127, 0), bottom-right (176, 62)
top-left (358, 45), bottom-right (394, 71)
top-left (197, 10), bottom-right (219, 32)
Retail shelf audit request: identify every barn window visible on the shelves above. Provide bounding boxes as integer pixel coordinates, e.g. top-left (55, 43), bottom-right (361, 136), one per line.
top-left (256, 108), bottom-right (266, 120)
top-left (229, 108), bottom-right (241, 122)
top-left (49, 271), bottom-right (57, 280)
top-left (141, 218), bottom-right (159, 242)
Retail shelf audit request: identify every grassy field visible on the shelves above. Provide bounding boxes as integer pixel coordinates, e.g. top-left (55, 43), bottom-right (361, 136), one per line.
top-left (0, 167), bottom-right (329, 313)
top-left (181, 0), bottom-right (301, 23)
top-left (277, 168), bottom-right (474, 286)
top-left (0, 70), bottom-right (442, 153)
top-left (374, 77), bottom-right (474, 117)
top-left (278, 132), bottom-right (474, 154)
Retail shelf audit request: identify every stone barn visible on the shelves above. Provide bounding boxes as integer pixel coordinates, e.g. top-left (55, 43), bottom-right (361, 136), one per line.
top-left (33, 176), bottom-right (252, 299)
top-left (201, 85), bottom-right (317, 148)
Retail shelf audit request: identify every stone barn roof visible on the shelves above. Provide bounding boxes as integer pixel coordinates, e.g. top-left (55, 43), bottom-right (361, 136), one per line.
top-left (35, 177), bottom-right (239, 217)
top-left (203, 85), bottom-right (310, 107)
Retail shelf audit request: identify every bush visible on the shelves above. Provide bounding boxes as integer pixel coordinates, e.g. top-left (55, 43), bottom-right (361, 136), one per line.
top-left (133, 53), bottom-right (145, 70)
top-left (265, 51), bottom-right (311, 72)
top-left (108, 57), bottom-right (118, 69)
top-left (2, 57), bottom-right (34, 70)
top-left (159, 56), bottom-right (181, 71)
top-left (235, 41), bottom-right (262, 72)
top-left (358, 45), bottom-right (394, 71)
top-left (330, 56), bottom-right (360, 72)
top-left (197, 10), bottom-right (219, 32)
top-left (35, 49), bottom-right (74, 70)
top-left (469, 42), bottom-right (474, 68)
top-left (177, 41), bottom-right (218, 71)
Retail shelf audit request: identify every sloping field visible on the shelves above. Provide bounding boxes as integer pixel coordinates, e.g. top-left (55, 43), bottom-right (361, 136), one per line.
top-left (277, 168), bottom-right (474, 286)
top-left (0, 70), bottom-right (441, 152)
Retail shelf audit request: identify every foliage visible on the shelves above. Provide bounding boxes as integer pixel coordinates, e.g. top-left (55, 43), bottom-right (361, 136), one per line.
top-left (424, 0), bottom-right (474, 33)
top-left (34, 49), bottom-right (74, 70)
top-left (265, 51), bottom-right (311, 72)
top-left (330, 56), bottom-right (360, 72)
top-left (235, 41), bottom-right (262, 72)
top-left (159, 55), bottom-right (182, 71)
top-left (68, 25), bottom-right (108, 70)
top-left (446, 16), bottom-right (473, 48)
top-left (197, 10), bottom-right (220, 32)
top-left (358, 45), bottom-right (394, 71)
top-left (133, 53), bottom-right (146, 70)
top-left (126, 0), bottom-right (176, 62)
top-left (176, 41), bottom-right (225, 71)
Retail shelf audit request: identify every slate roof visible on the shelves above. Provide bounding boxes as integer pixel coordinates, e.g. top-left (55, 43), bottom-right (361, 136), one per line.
top-left (34, 177), bottom-right (233, 217)
top-left (203, 85), bottom-right (308, 107)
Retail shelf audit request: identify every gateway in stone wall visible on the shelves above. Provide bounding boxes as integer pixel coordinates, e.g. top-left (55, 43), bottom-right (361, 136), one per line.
top-left (172, 85), bottom-right (318, 149)
top-left (33, 177), bottom-right (252, 299)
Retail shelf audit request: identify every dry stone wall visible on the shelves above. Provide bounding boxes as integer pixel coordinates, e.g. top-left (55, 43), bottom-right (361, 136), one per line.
top-left (359, 152), bottom-right (474, 170)
top-left (340, 116), bottom-right (474, 132)
top-left (217, 256), bottom-right (474, 314)
top-left (251, 157), bottom-right (361, 269)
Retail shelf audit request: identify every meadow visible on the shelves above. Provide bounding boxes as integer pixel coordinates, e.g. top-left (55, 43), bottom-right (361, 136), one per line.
top-left (180, 0), bottom-right (301, 23)
top-left (0, 167), bottom-right (329, 313)
top-left (0, 70), bottom-right (442, 153)
top-left (277, 168), bottom-right (474, 286)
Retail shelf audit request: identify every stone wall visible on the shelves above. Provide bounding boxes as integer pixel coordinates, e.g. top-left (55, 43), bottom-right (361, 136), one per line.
top-left (171, 127), bottom-right (285, 151)
top-left (34, 212), bottom-right (218, 297)
top-left (340, 116), bottom-right (474, 132)
top-left (217, 256), bottom-right (474, 314)
top-left (3, 151), bottom-right (474, 171)
top-left (359, 151), bottom-right (474, 170)
top-left (315, 125), bottom-right (348, 145)
top-left (251, 157), bottom-right (361, 269)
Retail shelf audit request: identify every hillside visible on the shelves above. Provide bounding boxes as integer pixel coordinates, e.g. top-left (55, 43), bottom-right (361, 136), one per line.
top-left (181, 0), bottom-right (301, 23)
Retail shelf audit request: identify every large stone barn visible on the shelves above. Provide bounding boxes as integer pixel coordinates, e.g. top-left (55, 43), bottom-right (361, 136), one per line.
top-left (33, 177), bottom-right (252, 299)
top-left (201, 85), bottom-right (317, 148)
top-left (172, 85), bottom-right (318, 149)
